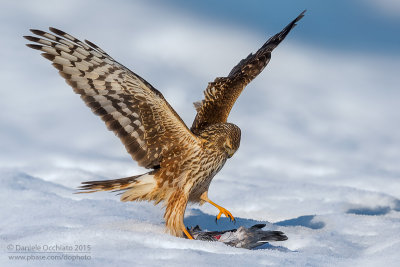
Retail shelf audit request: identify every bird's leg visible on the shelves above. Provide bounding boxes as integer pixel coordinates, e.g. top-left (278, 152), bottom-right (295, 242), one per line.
top-left (182, 225), bottom-right (194, 239)
top-left (164, 189), bottom-right (195, 239)
top-left (200, 192), bottom-right (235, 223)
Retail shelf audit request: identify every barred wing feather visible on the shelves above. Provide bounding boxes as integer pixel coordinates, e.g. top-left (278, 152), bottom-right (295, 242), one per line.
top-left (25, 27), bottom-right (197, 169)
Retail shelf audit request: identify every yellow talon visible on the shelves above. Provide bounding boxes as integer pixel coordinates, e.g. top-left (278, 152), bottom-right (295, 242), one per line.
top-left (216, 207), bottom-right (235, 222)
top-left (200, 192), bottom-right (235, 223)
top-left (182, 226), bottom-right (194, 239)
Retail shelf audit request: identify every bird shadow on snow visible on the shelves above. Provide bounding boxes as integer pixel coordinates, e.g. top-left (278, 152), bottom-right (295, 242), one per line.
top-left (184, 209), bottom-right (325, 251)
top-left (185, 209), bottom-right (325, 231)
top-left (184, 201), bottom-right (400, 250)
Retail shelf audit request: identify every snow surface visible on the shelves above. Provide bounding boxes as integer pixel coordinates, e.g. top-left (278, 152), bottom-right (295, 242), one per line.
top-left (1, 0), bottom-right (400, 266)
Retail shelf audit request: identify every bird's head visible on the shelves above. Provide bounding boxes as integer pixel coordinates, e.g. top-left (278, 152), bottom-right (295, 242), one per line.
top-left (223, 123), bottom-right (241, 158)
top-left (199, 123), bottom-right (241, 158)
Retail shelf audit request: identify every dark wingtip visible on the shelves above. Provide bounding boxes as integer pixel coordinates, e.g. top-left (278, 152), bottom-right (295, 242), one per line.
top-left (49, 27), bottom-right (65, 36)
top-left (26, 43), bottom-right (42, 50)
top-left (30, 29), bottom-right (46, 36)
top-left (250, 224), bottom-right (267, 230)
top-left (259, 10), bottom-right (306, 52)
top-left (41, 53), bottom-right (55, 61)
top-left (274, 231), bottom-right (288, 241)
top-left (292, 10), bottom-right (306, 27)
top-left (84, 39), bottom-right (97, 48)
top-left (297, 10), bottom-right (307, 21)
top-left (23, 35), bottom-right (39, 42)
top-left (289, 9), bottom-right (307, 29)
top-left (52, 62), bottom-right (63, 71)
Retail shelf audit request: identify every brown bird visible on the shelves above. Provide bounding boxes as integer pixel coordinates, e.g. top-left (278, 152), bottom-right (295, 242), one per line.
top-left (24, 11), bottom-right (305, 239)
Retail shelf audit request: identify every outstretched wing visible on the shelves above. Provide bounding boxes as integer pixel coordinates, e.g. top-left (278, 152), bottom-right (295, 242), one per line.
top-left (25, 28), bottom-right (198, 169)
top-left (191, 11), bottom-right (305, 134)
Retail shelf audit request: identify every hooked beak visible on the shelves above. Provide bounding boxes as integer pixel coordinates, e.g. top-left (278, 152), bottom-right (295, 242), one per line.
top-left (227, 149), bottom-right (235, 158)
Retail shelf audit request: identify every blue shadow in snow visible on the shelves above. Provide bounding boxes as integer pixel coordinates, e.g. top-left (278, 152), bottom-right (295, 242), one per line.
top-left (184, 208), bottom-right (267, 232)
top-left (346, 206), bottom-right (391, 216)
top-left (275, 215), bottom-right (325, 230)
top-left (394, 199), bottom-right (400, 212)
top-left (185, 209), bottom-right (326, 231)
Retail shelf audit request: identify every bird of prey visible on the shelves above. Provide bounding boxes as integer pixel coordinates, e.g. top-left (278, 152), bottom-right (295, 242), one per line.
top-left (24, 11), bottom-right (305, 239)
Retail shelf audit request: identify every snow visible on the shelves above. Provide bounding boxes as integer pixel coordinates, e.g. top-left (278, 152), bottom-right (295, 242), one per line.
top-left (1, 0), bottom-right (400, 266)
top-left (2, 170), bottom-right (400, 266)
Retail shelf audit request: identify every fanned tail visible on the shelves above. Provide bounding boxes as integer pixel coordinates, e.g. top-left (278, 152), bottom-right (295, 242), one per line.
top-left (77, 175), bottom-right (141, 193)
top-left (77, 172), bottom-right (157, 202)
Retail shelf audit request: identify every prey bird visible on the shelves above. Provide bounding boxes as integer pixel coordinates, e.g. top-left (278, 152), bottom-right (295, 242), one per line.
top-left (191, 224), bottom-right (288, 249)
top-left (24, 11), bottom-right (305, 239)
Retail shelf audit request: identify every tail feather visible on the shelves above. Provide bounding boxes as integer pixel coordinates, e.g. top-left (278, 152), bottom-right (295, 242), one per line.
top-left (120, 174), bottom-right (155, 202)
top-left (77, 175), bottom-right (141, 193)
top-left (77, 172), bottom-right (158, 202)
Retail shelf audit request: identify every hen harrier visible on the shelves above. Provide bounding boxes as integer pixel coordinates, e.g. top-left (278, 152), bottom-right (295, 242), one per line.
top-left (25, 11), bottom-right (305, 239)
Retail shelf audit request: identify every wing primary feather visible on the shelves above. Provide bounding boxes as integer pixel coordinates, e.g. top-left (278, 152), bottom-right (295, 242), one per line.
top-left (191, 11), bottom-right (305, 133)
top-left (25, 27), bottom-right (198, 169)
